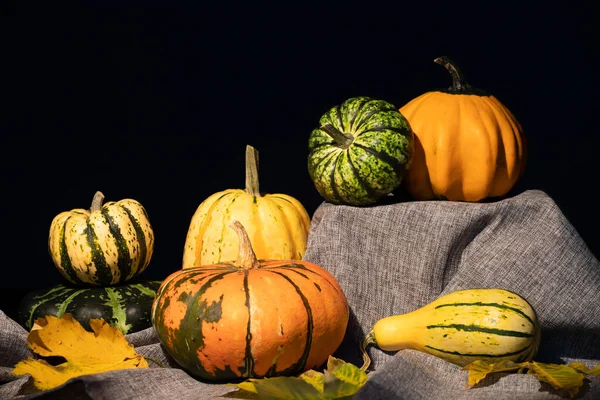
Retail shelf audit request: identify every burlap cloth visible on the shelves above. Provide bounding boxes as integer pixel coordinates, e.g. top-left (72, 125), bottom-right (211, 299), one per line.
top-left (1, 189), bottom-right (599, 399)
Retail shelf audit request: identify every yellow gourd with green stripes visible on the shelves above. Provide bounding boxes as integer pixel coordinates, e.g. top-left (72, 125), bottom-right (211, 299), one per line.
top-left (361, 288), bottom-right (541, 369)
top-left (48, 191), bottom-right (154, 286)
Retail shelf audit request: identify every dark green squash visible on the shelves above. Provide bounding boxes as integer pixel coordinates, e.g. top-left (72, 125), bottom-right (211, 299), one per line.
top-left (18, 280), bottom-right (162, 335)
top-left (308, 96), bottom-right (414, 206)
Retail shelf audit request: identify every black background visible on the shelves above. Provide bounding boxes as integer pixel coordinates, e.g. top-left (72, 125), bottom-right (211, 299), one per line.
top-left (1, 3), bottom-right (598, 323)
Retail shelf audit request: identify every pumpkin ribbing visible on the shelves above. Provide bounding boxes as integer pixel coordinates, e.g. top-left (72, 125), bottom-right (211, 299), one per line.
top-left (183, 146), bottom-right (310, 268)
top-left (49, 191), bottom-right (155, 286)
top-left (154, 221), bottom-right (349, 381)
top-left (308, 96), bottom-right (414, 206)
top-left (400, 57), bottom-right (526, 202)
top-left (18, 280), bottom-right (161, 335)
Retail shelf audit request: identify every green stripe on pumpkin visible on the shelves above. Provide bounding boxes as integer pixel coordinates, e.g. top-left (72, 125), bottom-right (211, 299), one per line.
top-left (101, 208), bottom-right (133, 283)
top-left (309, 149), bottom-right (338, 186)
top-left (353, 99), bottom-right (397, 130)
top-left (104, 287), bottom-right (130, 334)
top-left (269, 270), bottom-right (313, 376)
top-left (434, 302), bottom-right (536, 327)
top-left (307, 141), bottom-right (337, 153)
top-left (130, 283), bottom-right (158, 298)
top-left (334, 104), bottom-right (344, 133)
top-left (121, 205), bottom-right (148, 277)
top-left (328, 153), bottom-right (343, 203)
top-left (24, 286), bottom-right (70, 329)
top-left (347, 97), bottom-right (370, 132)
top-left (267, 263), bottom-right (341, 294)
top-left (426, 324), bottom-right (534, 338)
top-left (353, 142), bottom-right (408, 179)
top-left (358, 125), bottom-right (412, 138)
top-left (85, 223), bottom-right (113, 285)
top-left (241, 270), bottom-right (254, 378)
top-left (425, 342), bottom-right (533, 358)
top-left (163, 272), bottom-right (232, 380)
top-left (58, 217), bottom-right (85, 285)
top-left (345, 149), bottom-right (384, 201)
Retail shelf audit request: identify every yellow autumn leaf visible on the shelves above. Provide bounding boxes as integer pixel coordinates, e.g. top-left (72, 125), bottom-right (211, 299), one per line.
top-left (569, 362), bottom-right (600, 376)
top-left (463, 360), bottom-right (523, 388)
top-left (225, 356), bottom-right (368, 399)
top-left (12, 314), bottom-right (148, 391)
top-left (528, 361), bottom-right (585, 399)
top-left (464, 359), bottom-right (600, 399)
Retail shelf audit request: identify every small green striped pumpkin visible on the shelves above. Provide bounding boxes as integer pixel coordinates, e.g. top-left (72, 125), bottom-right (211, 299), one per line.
top-left (361, 288), bottom-right (541, 369)
top-left (48, 191), bottom-right (155, 286)
top-left (18, 280), bottom-right (162, 335)
top-left (308, 96), bottom-right (414, 206)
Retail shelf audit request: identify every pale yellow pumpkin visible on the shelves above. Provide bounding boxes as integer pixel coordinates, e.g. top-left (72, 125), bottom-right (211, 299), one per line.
top-left (400, 56), bottom-right (527, 202)
top-left (48, 191), bottom-right (155, 286)
top-left (182, 145), bottom-right (311, 268)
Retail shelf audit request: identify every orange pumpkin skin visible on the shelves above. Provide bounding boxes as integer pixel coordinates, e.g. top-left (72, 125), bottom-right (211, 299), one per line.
top-left (400, 57), bottom-right (527, 202)
top-left (151, 224), bottom-right (349, 381)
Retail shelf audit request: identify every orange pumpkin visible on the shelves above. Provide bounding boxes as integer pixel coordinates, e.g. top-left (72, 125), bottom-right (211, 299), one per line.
top-left (399, 56), bottom-right (527, 202)
top-left (151, 221), bottom-right (349, 381)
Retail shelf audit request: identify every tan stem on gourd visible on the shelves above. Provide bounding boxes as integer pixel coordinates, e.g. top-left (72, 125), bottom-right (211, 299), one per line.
top-left (434, 56), bottom-right (471, 93)
top-left (320, 123), bottom-right (354, 149)
top-left (359, 330), bottom-right (375, 371)
top-left (245, 145), bottom-right (261, 197)
top-left (90, 191), bottom-right (105, 212)
top-left (230, 220), bottom-right (260, 270)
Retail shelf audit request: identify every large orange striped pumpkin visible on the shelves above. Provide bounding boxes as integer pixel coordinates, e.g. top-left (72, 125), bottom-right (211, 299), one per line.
top-left (151, 221), bottom-right (349, 381)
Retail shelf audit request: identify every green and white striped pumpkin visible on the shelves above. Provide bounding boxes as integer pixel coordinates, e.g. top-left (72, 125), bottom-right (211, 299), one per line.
top-left (18, 280), bottom-right (162, 335)
top-left (48, 191), bottom-right (155, 286)
top-left (361, 288), bottom-right (541, 369)
top-left (308, 96), bottom-right (414, 206)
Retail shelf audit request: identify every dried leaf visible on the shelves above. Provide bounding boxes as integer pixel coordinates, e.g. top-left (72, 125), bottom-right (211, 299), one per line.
top-left (225, 356), bottom-right (367, 399)
top-left (528, 362), bottom-right (585, 399)
top-left (298, 369), bottom-right (324, 392)
top-left (228, 376), bottom-right (322, 399)
top-left (463, 360), bottom-right (523, 388)
top-left (568, 362), bottom-right (600, 376)
top-left (12, 314), bottom-right (148, 391)
top-left (463, 359), bottom-right (600, 399)
top-left (323, 357), bottom-right (368, 398)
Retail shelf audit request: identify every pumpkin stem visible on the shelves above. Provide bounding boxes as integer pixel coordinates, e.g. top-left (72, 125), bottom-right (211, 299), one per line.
top-left (230, 220), bottom-right (260, 270)
top-left (434, 56), bottom-right (471, 93)
top-left (359, 330), bottom-right (375, 372)
top-left (320, 123), bottom-right (354, 149)
top-left (245, 145), bottom-right (261, 197)
top-left (90, 191), bottom-right (105, 212)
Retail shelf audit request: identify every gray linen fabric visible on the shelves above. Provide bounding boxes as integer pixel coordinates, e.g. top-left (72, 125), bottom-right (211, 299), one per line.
top-left (305, 189), bottom-right (600, 399)
top-left (1, 189), bottom-right (598, 399)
